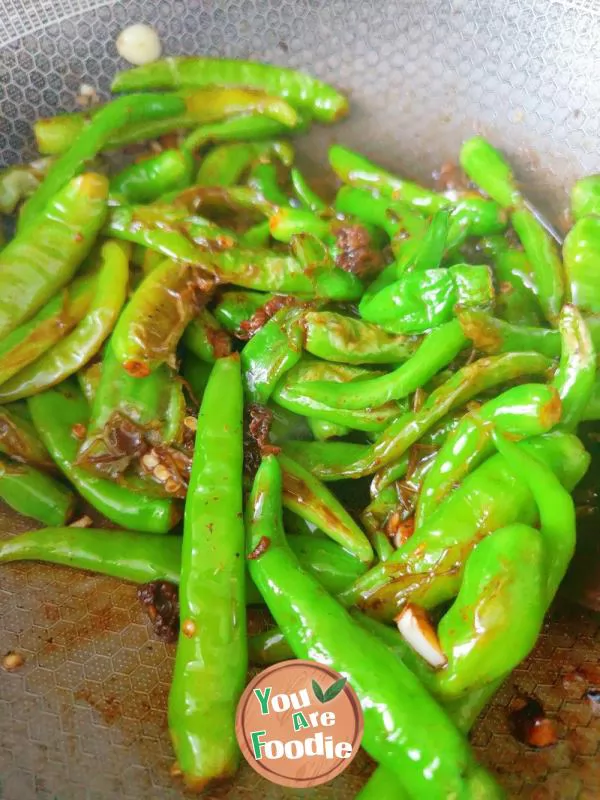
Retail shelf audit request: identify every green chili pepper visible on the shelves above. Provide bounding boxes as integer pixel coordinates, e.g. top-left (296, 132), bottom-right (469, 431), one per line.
top-left (28, 381), bottom-right (180, 533)
top-left (0, 526), bottom-right (181, 584)
top-left (307, 418), bottom-right (351, 440)
top-left (334, 185), bottom-right (428, 244)
top-left (550, 304), bottom-right (596, 431)
top-left (75, 341), bottom-right (184, 476)
top-left (416, 383), bottom-right (562, 526)
top-left (110, 149), bottom-right (194, 203)
top-left (460, 136), bottom-right (564, 324)
top-left (0, 404), bottom-right (53, 469)
top-left (329, 144), bottom-right (507, 237)
top-left (479, 235), bottom-right (541, 326)
top-left (281, 440), bottom-right (371, 481)
top-left (0, 455), bottom-right (75, 527)
top-left (342, 431), bottom-right (589, 619)
top-left (0, 274), bottom-right (95, 388)
top-left (282, 439), bottom-right (368, 480)
top-left (301, 320), bottom-right (466, 410)
top-left (0, 173), bottom-right (108, 339)
top-left (571, 174), bottom-right (600, 221)
top-left (359, 264), bottom-right (494, 335)
top-left (272, 358), bottom-right (404, 433)
top-left (312, 351), bottom-right (552, 482)
top-left (304, 311), bottom-right (420, 364)
top-left (0, 528), bottom-right (365, 616)
top-left (435, 431), bottom-right (576, 699)
top-left (182, 309), bottom-right (232, 363)
top-left (108, 207), bottom-right (363, 299)
top-left (169, 354), bottom-right (246, 791)
top-left (213, 290), bottom-right (272, 334)
top-left (0, 241), bottom-right (128, 401)
top-left (241, 306), bottom-right (304, 403)
top-left (23, 95), bottom-right (185, 227)
top-left (183, 114), bottom-right (305, 155)
top-left (458, 309), bottom-right (560, 358)
top-left (34, 89), bottom-right (298, 158)
top-left (0, 157), bottom-right (53, 214)
top-left (279, 453), bottom-right (373, 564)
top-left (111, 257), bottom-right (213, 376)
top-left (197, 140), bottom-right (293, 186)
top-left (112, 57), bottom-right (349, 123)
top-left (563, 215), bottom-right (600, 314)
top-left (290, 167), bottom-right (327, 212)
top-left (246, 455), bottom-right (502, 799)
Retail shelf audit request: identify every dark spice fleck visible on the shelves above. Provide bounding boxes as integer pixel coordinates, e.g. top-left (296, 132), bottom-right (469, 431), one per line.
top-left (137, 581), bottom-right (180, 643)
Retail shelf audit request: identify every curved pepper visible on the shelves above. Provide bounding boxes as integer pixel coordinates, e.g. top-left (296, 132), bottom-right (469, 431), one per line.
top-left (108, 207), bottom-right (363, 299)
top-left (110, 148), bottom-right (194, 203)
top-left (112, 57), bottom-right (349, 123)
top-left (458, 309), bottom-right (560, 358)
top-left (341, 431), bottom-right (589, 620)
top-left (329, 144), bottom-right (507, 236)
top-left (23, 94), bottom-right (185, 228)
top-left (272, 358), bottom-right (404, 433)
top-left (246, 455), bottom-right (502, 800)
top-left (416, 383), bottom-right (562, 526)
top-left (0, 529), bottom-right (364, 613)
top-left (313, 351), bottom-right (553, 482)
top-left (0, 274), bottom-right (95, 388)
top-left (334, 185), bottom-right (428, 254)
top-left (183, 114), bottom-right (306, 155)
top-left (33, 89), bottom-right (297, 158)
top-left (281, 441), bottom-right (370, 482)
top-left (0, 173), bottom-right (108, 339)
top-left (169, 355), bottom-right (246, 791)
top-left (435, 431), bottom-right (576, 698)
top-left (28, 381), bottom-right (180, 533)
top-left (460, 136), bottom-right (564, 324)
top-left (550, 304), bottom-right (596, 431)
top-left (0, 241), bottom-right (129, 401)
top-left (304, 311), bottom-right (420, 364)
top-left (0, 455), bottom-right (75, 527)
top-left (359, 264), bottom-right (494, 335)
top-left (0, 526), bottom-right (181, 584)
top-left (279, 453), bottom-right (373, 564)
top-left (241, 306), bottom-right (304, 403)
top-left (301, 319), bottom-right (467, 410)
top-left (112, 257), bottom-right (213, 376)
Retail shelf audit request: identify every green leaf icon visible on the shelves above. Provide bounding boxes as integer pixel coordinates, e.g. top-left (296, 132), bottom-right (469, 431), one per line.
top-left (311, 679), bottom-right (326, 703)
top-left (323, 677), bottom-right (347, 702)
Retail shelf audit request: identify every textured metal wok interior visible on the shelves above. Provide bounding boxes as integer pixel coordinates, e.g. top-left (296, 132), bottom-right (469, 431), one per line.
top-left (1, 1), bottom-right (600, 798)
